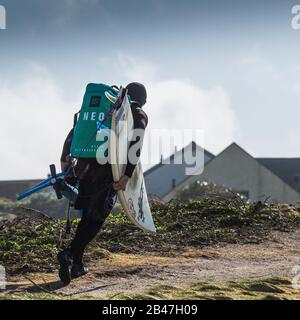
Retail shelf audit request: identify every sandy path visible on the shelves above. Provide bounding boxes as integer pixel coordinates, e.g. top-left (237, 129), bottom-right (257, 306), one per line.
top-left (5, 229), bottom-right (300, 298)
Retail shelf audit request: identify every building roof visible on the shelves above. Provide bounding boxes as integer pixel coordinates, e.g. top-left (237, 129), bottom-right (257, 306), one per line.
top-left (163, 142), bottom-right (300, 202)
top-left (144, 142), bottom-right (215, 198)
top-left (0, 179), bottom-right (42, 184)
top-left (257, 158), bottom-right (300, 193)
top-left (144, 141), bottom-right (214, 177)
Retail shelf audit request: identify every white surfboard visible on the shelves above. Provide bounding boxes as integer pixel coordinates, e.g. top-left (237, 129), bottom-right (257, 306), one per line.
top-left (109, 91), bottom-right (156, 233)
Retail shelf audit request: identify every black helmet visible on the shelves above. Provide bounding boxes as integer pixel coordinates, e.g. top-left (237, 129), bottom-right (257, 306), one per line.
top-left (126, 82), bottom-right (147, 107)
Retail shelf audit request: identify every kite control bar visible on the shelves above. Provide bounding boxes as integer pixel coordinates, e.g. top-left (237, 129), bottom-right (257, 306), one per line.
top-left (16, 164), bottom-right (78, 203)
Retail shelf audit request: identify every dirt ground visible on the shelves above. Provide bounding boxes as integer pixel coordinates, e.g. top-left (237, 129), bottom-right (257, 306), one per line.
top-left (3, 229), bottom-right (300, 299)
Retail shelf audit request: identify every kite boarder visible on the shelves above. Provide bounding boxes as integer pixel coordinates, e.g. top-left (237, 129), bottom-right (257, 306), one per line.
top-left (57, 82), bottom-right (148, 285)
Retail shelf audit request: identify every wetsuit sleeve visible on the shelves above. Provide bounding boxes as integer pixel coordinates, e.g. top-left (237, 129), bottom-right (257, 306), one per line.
top-left (124, 104), bottom-right (148, 178)
top-left (60, 129), bottom-right (74, 162)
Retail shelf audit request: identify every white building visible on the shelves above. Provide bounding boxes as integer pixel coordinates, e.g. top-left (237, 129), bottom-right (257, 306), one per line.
top-left (146, 143), bottom-right (300, 204)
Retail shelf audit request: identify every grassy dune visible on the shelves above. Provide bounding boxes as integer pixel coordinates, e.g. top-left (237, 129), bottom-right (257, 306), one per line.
top-left (1, 199), bottom-right (300, 300)
top-left (1, 277), bottom-right (299, 300)
top-left (1, 200), bottom-right (300, 274)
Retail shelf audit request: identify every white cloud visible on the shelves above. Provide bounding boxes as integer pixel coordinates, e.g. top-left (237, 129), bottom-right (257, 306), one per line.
top-left (0, 55), bottom-right (238, 179)
top-left (285, 129), bottom-right (300, 156)
top-left (115, 53), bottom-right (158, 82)
top-left (0, 64), bottom-right (80, 179)
top-left (113, 54), bottom-right (238, 164)
top-left (292, 82), bottom-right (300, 103)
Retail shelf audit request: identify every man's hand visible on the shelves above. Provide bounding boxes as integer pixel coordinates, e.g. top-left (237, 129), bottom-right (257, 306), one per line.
top-left (113, 175), bottom-right (129, 191)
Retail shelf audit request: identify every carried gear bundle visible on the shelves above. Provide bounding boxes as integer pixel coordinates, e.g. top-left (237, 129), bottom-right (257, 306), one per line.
top-left (17, 85), bottom-right (128, 233)
top-left (70, 83), bottom-right (120, 159)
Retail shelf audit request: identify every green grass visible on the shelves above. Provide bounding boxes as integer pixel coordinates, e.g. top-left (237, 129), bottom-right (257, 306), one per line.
top-left (0, 292), bottom-right (102, 300)
top-left (1, 200), bottom-right (300, 274)
top-left (118, 277), bottom-right (300, 300)
top-left (2, 277), bottom-right (299, 300)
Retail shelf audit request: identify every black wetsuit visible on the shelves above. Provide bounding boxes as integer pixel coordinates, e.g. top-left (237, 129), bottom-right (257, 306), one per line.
top-left (61, 102), bottom-right (148, 264)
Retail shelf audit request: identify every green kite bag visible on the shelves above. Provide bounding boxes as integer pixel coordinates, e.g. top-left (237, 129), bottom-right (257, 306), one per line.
top-left (70, 83), bottom-right (116, 159)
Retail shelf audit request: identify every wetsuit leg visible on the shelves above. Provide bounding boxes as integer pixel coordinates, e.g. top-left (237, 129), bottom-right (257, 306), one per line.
top-left (69, 185), bottom-right (116, 264)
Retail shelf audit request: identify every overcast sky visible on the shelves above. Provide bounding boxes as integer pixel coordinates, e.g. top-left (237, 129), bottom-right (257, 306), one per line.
top-left (0, 0), bottom-right (300, 179)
